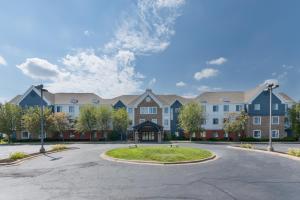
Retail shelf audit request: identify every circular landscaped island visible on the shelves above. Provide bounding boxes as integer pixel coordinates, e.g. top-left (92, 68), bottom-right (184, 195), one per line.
top-left (104, 146), bottom-right (215, 164)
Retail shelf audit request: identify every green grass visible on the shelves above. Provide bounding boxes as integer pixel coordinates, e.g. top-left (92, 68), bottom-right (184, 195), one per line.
top-left (106, 146), bottom-right (213, 163)
top-left (51, 144), bottom-right (68, 151)
top-left (9, 152), bottom-right (29, 160)
top-left (287, 148), bottom-right (300, 157)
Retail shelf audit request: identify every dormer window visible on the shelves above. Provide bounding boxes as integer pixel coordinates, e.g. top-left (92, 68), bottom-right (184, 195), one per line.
top-left (70, 98), bottom-right (78, 104)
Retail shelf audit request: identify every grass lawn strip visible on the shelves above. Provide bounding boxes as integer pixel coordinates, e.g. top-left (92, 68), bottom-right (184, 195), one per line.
top-left (106, 146), bottom-right (213, 163)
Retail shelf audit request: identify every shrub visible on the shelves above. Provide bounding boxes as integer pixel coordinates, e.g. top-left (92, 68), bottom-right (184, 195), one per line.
top-left (240, 143), bottom-right (254, 149)
top-left (107, 131), bottom-right (120, 141)
top-left (0, 139), bottom-right (8, 144)
top-left (287, 148), bottom-right (300, 157)
top-left (9, 152), bottom-right (29, 160)
top-left (51, 144), bottom-right (68, 151)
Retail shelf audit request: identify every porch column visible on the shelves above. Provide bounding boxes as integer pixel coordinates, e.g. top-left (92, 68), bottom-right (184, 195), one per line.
top-left (158, 131), bottom-right (162, 143)
top-left (134, 131), bottom-right (139, 144)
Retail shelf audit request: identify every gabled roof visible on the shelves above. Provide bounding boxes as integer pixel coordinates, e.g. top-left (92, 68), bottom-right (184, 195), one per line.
top-left (54, 93), bottom-right (102, 105)
top-left (278, 92), bottom-right (295, 103)
top-left (9, 95), bottom-right (22, 104)
top-left (196, 91), bottom-right (245, 104)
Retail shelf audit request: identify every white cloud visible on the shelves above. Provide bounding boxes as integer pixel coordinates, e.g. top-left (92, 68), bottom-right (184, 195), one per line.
top-left (206, 57), bottom-right (227, 65)
top-left (194, 68), bottom-right (219, 80)
top-left (17, 58), bottom-right (68, 81)
top-left (176, 81), bottom-right (186, 87)
top-left (16, 0), bottom-right (185, 98)
top-left (84, 30), bottom-right (90, 36)
top-left (148, 78), bottom-right (157, 87)
top-left (0, 55), bottom-right (7, 66)
top-left (282, 64), bottom-right (294, 70)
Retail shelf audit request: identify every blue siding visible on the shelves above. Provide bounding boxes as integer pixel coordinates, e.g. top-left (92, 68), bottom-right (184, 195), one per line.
top-left (170, 100), bottom-right (183, 135)
top-left (248, 91), bottom-right (285, 116)
top-left (19, 90), bottom-right (48, 108)
top-left (113, 100), bottom-right (126, 110)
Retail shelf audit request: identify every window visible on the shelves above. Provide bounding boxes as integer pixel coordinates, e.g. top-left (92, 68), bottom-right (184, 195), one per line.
top-left (253, 130), bottom-right (261, 138)
top-left (140, 107), bottom-right (157, 114)
top-left (201, 132), bottom-right (206, 138)
top-left (201, 119), bottom-right (206, 125)
top-left (272, 116), bottom-right (279, 125)
top-left (164, 107), bottom-right (169, 114)
top-left (236, 105), bottom-right (242, 112)
top-left (56, 106), bottom-right (62, 112)
top-left (253, 116), bottom-right (261, 125)
top-left (213, 105), bottom-right (219, 112)
top-left (21, 131), bottom-right (30, 139)
top-left (69, 106), bottom-right (74, 113)
top-left (254, 104), bottom-right (260, 111)
top-left (273, 103), bottom-right (279, 110)
top-left (127, 108), bottom-right (133, 113)
top-left (164, 119), bottom-right (169, 126)
top-left (201, 105), bottom-right (206, 112)
top-left (212, 132), bottom-right (219, 138)
top-left (151, 118), bottom-right (157, 124)
top-left (139, 119), bottom-right (145, 123)
top-left (175, 108), bottom-right (180, 113)
top-left (223, 105), bottom-right (229, 112)
top-left (272, 130), bottom-right (279, 138)
top-left (213, 118), bottom-right (219, 125)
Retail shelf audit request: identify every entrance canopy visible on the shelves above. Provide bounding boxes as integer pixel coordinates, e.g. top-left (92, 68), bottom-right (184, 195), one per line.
top-left (133, 121), bottom-right (163, 132)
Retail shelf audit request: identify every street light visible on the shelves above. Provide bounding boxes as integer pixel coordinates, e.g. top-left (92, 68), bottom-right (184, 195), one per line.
top-left (264, 79), bottom-right (279, 152)
top-left (35, 84), bottom-right (48, 153)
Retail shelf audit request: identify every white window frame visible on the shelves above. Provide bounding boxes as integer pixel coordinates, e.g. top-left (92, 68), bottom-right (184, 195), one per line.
top-left (253, 130), bottom-right (261, 139)
top-left (253, 116), bottom-right (261, 125)
top-left (140, 107), bottom-right (157, 114)
top-left (273, 103), bottom-right (279, 110)
top-left (236, 105), bottom-right (242, 112)
top-left (223, 105), bottom-right (229, 112)
top-left (164, 107), bottom-right (169, 114)
top-left (164, 119), bottom-right (169, 126)
top-left (21, 131), bottom-right (30, 139)
top-left (254, 104), bottom-right (260, 111)
top-left (69, 106), bottom-right (75, 113)
top-left (271, 130), bottom-right (279, 138)
top-left (56, 106), bottom-right (62, 112)
top-left (213, 105), bottom-right (219, 112)
top-left (272, 116), bottom-right (280, 125)
top-left (213, 118), bottom-right (219, 125)
top-left (127, 107), bottom-right (133, 113)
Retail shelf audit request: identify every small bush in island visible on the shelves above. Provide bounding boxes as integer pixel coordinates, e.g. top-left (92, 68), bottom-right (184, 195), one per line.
top-left (51, 144), bottom-right (68, 152)
top-left (9, 152), bottom-right (29, 160)
top-left (240, 144), bottom-right (254, 149)
top-left (287, 148), bottom-right (300, 157)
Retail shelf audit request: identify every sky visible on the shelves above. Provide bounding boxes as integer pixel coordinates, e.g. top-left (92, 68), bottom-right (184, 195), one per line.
top-left (0, 0), bottom-right (300, 102)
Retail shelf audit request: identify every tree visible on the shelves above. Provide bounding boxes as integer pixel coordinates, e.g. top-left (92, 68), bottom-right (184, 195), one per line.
top-left (52, 112), bottom-right (70, 141)
top-left (75, 105), bottom-right (97, 141)
top-left (22, 106), bottom-right (54, 139)
top-left (178, 101), bottom-right (205, 141)
top-left (223, 111), bottom-right (249, 141)
top-left (289, 103), bottom-right (300, 139)
top-left (96, 106), bottom-right (112, 140)
top-left (0, 103), bottom-right (22, 143)
top-left (112, 108), bottom-right (130, 141)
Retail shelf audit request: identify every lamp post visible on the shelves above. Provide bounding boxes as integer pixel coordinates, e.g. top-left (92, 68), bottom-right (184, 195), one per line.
top-left (264, 80), bottom-right (279, 152)
top-left (36, 84), bottom-right (48, 153)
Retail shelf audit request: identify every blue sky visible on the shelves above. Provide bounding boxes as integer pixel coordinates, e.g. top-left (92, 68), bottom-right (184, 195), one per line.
top-left (0, 0), bottom-right (299, 102)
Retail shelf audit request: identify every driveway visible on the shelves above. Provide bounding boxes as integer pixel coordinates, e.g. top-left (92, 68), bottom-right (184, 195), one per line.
top-left (0, 143), bottom-right (299, 200)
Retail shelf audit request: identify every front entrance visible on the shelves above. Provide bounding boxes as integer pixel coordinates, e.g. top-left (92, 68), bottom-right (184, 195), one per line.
top-left (132, 120), bottom-right (164, 143)
top-left (141, 132), bottom-right (155, 141)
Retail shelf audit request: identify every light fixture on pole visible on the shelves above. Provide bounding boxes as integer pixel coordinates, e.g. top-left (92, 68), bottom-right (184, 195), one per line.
top-left (35, 84), bottom-right (48, 153)
top-left (264, 79), bottom-right (279, 152)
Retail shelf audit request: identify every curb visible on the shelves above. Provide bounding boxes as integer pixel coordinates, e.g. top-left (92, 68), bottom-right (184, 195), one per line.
top-left (0, 148), bottom-right (71, 166)
top-left (100, 152), bottom-right (217, 166)
top-left (228, 146), bottom-right (300, 161)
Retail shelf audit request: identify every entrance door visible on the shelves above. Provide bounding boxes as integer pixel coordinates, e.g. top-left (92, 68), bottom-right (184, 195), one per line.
top-left (142, 132), bottom-right (155, 141)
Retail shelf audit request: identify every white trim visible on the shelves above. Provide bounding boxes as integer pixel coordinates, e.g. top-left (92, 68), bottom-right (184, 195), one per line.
top-left (253, 116), bottom-right (261, 125)
top-left (132, 90), bottom-right (163, 108)
top-left (21, 131), bottom-right (30, 139)
top-left (17, 85), bottom-right (51, 105)
top-left (272, 116), bottom-right (280, 125)
top-left (271, 130), bottom-right (280, 138)
top-left (253, 130), bottom-right (261, 139)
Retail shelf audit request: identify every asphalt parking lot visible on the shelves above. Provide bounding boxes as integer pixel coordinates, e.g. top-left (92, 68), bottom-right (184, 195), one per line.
top-left (1, 143), bottom-right (300, 200)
